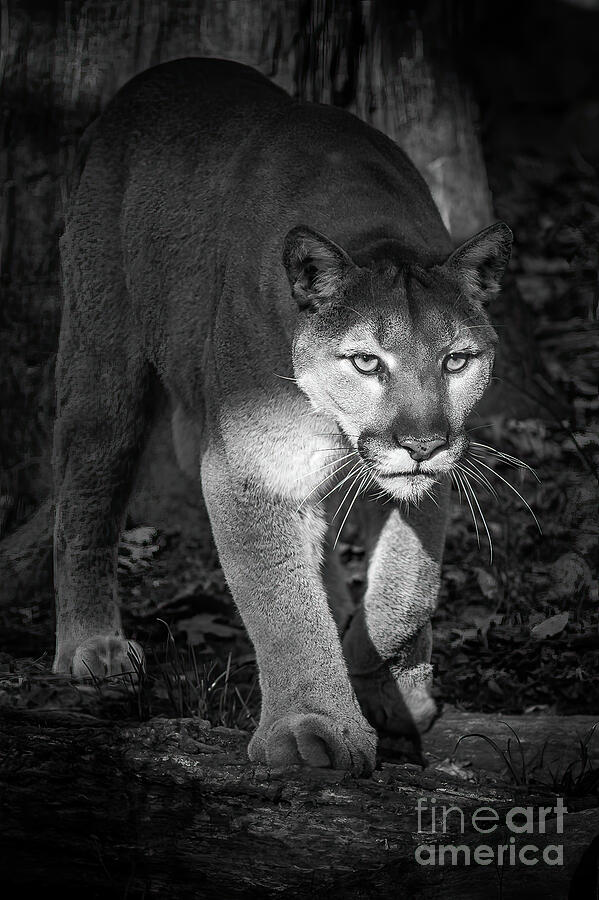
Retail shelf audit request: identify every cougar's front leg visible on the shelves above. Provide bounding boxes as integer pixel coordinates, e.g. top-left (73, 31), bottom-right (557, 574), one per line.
top-left (343, 481), bottom-right (450, 737)
top-left (201, 447), bottom-right (376, 774)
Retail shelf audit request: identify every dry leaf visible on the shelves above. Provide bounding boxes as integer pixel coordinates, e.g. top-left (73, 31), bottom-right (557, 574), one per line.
top-left (531, 612), bottom-right (569, 640)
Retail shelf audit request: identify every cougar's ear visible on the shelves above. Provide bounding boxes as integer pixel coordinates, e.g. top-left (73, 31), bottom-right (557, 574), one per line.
top-left (445, 222), bottom-right (513, 303)
top-left (283, 226), bottom-right (354, 310)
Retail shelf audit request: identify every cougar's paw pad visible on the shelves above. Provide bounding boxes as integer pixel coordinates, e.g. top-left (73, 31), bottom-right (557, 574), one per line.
top-left (248, 712), bottom-right (377, 775)
top-left (71, 636), bottom-right (144, 679)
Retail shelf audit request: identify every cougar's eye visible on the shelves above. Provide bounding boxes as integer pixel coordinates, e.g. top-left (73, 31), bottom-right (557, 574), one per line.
top-left (443, 352), bottom-right (470, 373)
top-left (352, 354), bottom-right (381, 374)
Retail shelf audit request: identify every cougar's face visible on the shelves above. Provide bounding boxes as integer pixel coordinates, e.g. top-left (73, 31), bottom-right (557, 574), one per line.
top-left (292, 265), bottom-right (497, 503)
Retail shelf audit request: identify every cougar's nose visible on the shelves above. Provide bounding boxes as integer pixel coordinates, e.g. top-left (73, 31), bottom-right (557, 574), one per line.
top-left (398, 436), bottom-right (448, 462)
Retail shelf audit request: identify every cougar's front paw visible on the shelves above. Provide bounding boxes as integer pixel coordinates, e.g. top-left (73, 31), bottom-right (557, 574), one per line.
top-left (55, 635), bottom-right (144, 679)
top-left (352, 663), bottom-right (437, 737)
top-left (248, 711), bottom-right (377, 775)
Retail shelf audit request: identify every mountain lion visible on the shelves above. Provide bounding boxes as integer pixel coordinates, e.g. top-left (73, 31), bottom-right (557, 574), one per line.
top-left (53, 58), bottom-right (511, 774)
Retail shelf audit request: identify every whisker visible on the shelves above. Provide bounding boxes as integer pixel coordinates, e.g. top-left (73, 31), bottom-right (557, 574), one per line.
top-left (459, 460), bottom-right (499, 500)
top-left (470, 449), bottom-right (529, 476)
top-left (356, 465), bottom-right (386, 504)
top-left (459, 314), bottom-right (506, 330)
top-left (333, 468), bottom-right (371, 549)
top-left (369, 486), bottom-right (390, 502)
top-left (301, 451), bottom-right (357, 480)
top-left (470, 456), bottom-right (542, 533)
top-left (471, 446), bottom-right (535, 475)
top-left (470, 442), bottom-right (529, 466)
top-left (461, 469), bottom-right (493, 564)
top-left (336, 303), bottom-right (373, 324)
top-left (311, 447), bottom-right (356, 452)
top-left (331, 465), bottom-right (365, 521)
top-left (362, 470), bottom-right (378, 505)
top-left (466, 423), bottom-right (493, 433)
top-left (273, 373), bottom-right (297, 383)
top-left (460, 314), bottom-right (486, 326)
top-left (358, 464), bottom-right (385, 500)
top-left (455, 470), bottom-right (480, 548)
top-left (370, 489), bottom-right (388, 503)
top-left (470, 442), bottom-right (541, 482)
top-left (332, 471), bottom-right (363, 528)
top-left (423, 487), bottom-right (439, 508)
top-left (451, 470), bottom-right (463, 505)
top-left (296, 457), bottom-right (358, 511)
top-left (316, 461), bottom-right (364, 508)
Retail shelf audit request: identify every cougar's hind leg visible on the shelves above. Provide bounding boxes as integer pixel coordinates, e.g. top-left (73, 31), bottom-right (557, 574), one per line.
top-left (52, 324), bottom-right (152, 677)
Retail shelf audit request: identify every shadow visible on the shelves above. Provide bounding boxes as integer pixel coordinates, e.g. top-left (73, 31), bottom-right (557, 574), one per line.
top-left (569, 833), bottom-right (599, 899)
top-left (341, 604), bottom-right (438, 768)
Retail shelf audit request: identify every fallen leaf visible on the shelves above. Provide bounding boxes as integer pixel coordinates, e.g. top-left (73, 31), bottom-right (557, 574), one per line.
top-left (531, 612), bottom-right (570, 640)
top-left (434, 758), bottom-right (476, 782)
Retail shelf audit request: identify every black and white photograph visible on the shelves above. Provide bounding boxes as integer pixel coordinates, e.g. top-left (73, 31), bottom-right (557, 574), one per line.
top-left (0, 1), bottom-right (598, 896)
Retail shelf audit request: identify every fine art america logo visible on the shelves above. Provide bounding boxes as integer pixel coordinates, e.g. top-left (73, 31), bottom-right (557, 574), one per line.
top-left (415, 798), bottom-right (567, 866)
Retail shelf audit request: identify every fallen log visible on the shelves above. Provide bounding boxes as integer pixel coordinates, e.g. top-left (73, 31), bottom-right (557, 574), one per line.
top-left (1, 708), bottom-right (597, 898)
top-left (426, 709), bottom-right (599, 776)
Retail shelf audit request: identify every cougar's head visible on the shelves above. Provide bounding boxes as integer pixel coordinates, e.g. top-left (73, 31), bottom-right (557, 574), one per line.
top-left (283, 222), bottom-right (512, 503)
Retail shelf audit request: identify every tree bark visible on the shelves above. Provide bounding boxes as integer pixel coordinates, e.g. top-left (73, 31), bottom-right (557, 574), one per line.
top-left (1, 708), bottom-right (598, 898)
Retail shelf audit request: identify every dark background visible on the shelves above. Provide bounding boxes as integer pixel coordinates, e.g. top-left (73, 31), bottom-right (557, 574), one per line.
top-left (0, 0), bottom-right (597, 720)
